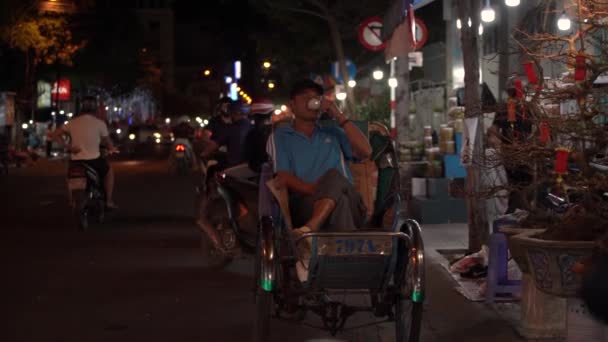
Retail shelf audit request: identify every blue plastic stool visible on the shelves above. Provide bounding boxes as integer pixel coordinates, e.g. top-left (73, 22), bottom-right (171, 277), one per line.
top-left (485, 218), bottom-right (521, 303)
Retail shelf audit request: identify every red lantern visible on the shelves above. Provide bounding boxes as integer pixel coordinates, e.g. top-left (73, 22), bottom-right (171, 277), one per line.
top-left (554, 148), bottom-right (569, 182)
top-left (507, 99), bottom-right (517, 123)
top-left (575, 53), bottom-right (586, 81)
top-left (539, 122), bottom-right (550, 144)
top-left (514, 79), bottom-right (524, 99)
top-left (523, 61), bottom-right (538, 85)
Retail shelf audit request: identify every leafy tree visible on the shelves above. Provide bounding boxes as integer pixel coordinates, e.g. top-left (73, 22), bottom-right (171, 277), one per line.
top-left (1, 3), bottom-right (85, 121)
top-left (250, 0), bottom-right (391, 117)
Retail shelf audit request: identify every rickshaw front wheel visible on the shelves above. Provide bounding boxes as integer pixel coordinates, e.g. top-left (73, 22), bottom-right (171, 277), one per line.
top-left (395, 295), bottom-right (422, 342)
top-left (253, 290), bottom-right (272, 342)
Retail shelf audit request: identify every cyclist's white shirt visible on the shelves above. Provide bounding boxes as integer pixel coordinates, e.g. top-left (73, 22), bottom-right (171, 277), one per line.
top-left (64, 114), bottom-right (109, 160)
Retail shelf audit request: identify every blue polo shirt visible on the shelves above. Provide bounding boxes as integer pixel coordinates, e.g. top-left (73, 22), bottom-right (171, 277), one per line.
top-left (269, 124), bottom-right (353, 184)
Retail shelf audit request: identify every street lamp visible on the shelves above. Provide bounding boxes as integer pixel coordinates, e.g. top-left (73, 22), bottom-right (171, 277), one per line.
top-left (557, 12), bottom-right (571, 31)
top-left (336, 92), bottom-right (347, 101)
top-left (348, 80), bottom-right (357, 88)
top-left (373, 70), bottom-right (384, 80)
top-left (263, 61), bottom-right (271, 69)
top-left (388, 77), bottom-right (398, 88)
top-left (481, 0), bottom-right (495, 23)
top-left (268, 82), bottom-right (275, 89)
top-left (505, 0), bottom-right (520, 7)
top-left (456, 18), bottom-right (462, 29)
top-left (203, 69), bottom-right (211, 76)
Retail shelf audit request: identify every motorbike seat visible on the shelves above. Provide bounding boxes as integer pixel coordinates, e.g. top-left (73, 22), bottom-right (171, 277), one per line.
top-left (68, 162), bottom-right (101, 188)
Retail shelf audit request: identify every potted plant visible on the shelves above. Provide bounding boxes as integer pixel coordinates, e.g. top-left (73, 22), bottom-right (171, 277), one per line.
top-left (480, 0), bottom-right (608, 339)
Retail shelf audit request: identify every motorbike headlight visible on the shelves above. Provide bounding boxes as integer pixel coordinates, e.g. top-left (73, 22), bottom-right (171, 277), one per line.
top-left (128, 133), bottom-right (136, 140)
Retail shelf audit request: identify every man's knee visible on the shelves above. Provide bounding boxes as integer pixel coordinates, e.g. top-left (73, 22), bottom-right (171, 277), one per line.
top-left (318, 168), bottom-right (349, 188)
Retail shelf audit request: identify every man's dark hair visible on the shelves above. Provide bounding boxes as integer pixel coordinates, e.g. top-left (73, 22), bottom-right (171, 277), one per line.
top-left (289, 79), bottom-right (323, 99)
top-left (80, 96), bottom-right (97, 114)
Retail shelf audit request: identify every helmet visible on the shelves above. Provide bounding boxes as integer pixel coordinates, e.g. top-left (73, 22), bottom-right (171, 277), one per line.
top-left (176, 115), bottom-right (191, 125)
top-left (229, 99), bottom-right (249, 115)
top-left (251, 98), bottom-right (274, 115)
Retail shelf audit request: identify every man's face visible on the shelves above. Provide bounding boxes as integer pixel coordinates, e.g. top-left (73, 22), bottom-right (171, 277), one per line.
top-left (289, 89), bottom-right (321, 122)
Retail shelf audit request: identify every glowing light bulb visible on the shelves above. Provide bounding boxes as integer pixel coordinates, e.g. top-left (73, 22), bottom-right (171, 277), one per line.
top-left (557, 12), bottom-right (571, 31)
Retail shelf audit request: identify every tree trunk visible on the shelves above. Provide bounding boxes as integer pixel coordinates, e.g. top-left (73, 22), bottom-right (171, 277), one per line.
top-left (457, 0), bottom-right (488, 252)
top-left (327, 15), bottom-right (357, 118)
top-left (395, 56), bottom-right (410, 197)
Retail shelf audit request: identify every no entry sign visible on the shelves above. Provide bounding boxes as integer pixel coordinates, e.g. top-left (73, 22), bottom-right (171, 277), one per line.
top-left (358, 17), bottom-right (386, 51)
top-left (413, 18), bottom-right (428, 50)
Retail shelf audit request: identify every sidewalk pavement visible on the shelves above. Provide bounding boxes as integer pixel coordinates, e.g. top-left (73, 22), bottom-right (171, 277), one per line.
top-left (416, 223), bottom-right (524, 342)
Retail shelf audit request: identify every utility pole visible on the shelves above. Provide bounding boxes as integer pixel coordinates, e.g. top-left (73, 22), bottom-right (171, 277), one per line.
top-left (457, 0), bottom-right (488, 252)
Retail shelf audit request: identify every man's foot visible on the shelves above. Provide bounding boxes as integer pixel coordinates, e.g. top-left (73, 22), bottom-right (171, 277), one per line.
top-left (106, 201), bottom-right (119, 210)
top-left (291, 226), bottom-right (313, 282)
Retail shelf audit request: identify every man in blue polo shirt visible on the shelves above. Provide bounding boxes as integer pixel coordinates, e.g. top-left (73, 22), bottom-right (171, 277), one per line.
top-left (268, 79), bottom-right (372, 243)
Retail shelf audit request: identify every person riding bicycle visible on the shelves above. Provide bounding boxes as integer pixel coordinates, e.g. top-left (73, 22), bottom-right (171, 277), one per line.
top-left (267, 79), bottom-right (372, 280)
top-left (50, 96), bottom-right (118, 209)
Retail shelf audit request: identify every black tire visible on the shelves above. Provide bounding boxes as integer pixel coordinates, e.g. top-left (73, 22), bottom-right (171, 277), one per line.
top-left (72, 190), bottom-right (89, 231)
top-left (395, 295), bottom-right (423, 342)
top-left (200, 234), bottom-right (232, 269)
top-left (252, 285), bottom-right (272, 342)
top-left (395, 263), bottom-right (423, 342)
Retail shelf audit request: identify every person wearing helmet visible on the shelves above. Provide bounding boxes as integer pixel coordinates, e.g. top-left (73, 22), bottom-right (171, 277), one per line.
top-left (242, 98), bottom-right (274, 173)
top-left (201, 99), bottom-right (252, 169)
top-left (173, 116), bottom-right (194, 139)
top-left (171, 115), bottom-right (197, 170)
top-left (208, 97), bottom-right (233, 138)
top-left (49, 96), bottom-right (118, 209)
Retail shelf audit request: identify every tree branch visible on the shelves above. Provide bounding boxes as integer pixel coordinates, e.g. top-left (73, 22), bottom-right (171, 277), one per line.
top-left (268, 2), bottom-right (328, 22)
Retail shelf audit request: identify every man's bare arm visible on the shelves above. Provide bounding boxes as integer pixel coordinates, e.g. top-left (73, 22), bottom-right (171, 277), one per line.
top-left (321, 99), bottom-right (372, 160)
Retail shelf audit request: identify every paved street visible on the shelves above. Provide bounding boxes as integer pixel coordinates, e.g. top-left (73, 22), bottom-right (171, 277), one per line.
top-left (0, 154), bottom-right (523, 342)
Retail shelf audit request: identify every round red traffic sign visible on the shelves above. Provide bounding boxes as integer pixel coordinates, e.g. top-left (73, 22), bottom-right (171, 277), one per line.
top-left (413, 18), bottom-right (428, 50)
top-left (358, 16), bottom-right (386, 51)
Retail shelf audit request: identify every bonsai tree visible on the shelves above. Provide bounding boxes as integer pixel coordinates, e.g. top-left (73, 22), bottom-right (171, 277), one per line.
top-left (484, 0), bottom-right (608, 242)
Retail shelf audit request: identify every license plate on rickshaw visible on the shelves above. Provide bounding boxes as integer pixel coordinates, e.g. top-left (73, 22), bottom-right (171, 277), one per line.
top-left (175, 151), bottom-right (185, 158)
top-left (68, 177), bottom-right (87, 190)
top-left (316, 236), bottom-right (393, 256)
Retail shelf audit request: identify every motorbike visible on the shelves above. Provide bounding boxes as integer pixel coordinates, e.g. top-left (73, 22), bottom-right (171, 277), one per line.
top-left (169, 138), bottom-right (193, 175)
top-left (196, 156), bottom-right (259, 268)
top-left (67, 149), bottom-right (117, 231)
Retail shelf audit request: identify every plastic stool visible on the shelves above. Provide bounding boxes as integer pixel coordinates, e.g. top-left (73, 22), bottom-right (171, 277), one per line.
top-left (485, 218), bottom-right (522, 303)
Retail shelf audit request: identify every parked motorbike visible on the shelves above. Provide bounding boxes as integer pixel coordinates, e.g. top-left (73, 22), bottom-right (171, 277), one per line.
top-left (196, 157), bottom-right (259, 268)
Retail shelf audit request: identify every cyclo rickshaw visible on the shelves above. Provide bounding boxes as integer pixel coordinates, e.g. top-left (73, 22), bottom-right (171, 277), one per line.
top-left (251, 121), bottom-right (425, 342)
